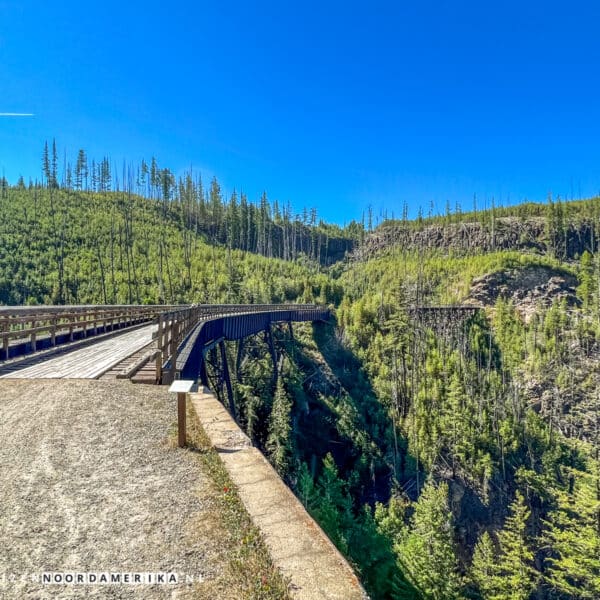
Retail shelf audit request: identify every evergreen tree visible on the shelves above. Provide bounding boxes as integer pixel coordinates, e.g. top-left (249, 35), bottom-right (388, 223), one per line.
top-left (50, 138), bottom-right (58, 188)
top-left (546, 196), bottom-right (566, 259)
top-left (209, 176), bottom-right (223, 240)
top-left (313, 454), bottom-right (354, 554)
top-left (492, 491), bottom-right (537, 600)
top-left (75, 149), bottom-right (87, 190)
top-left (42, 141), bottom-right (50, 184)
top-left (395, 478), bottom-right (462, 600)
top-left (577, 250), bottom-right (595, 311)
top-left (544, 466), bottom-right (600, 598)
top-left (266, 377), bottom-right (293, 477)
top-left (296, 461), bottom-right (317, 509)
top-left (471, 531), bottom-right (500, 599)
top-left (351, 505), bottom-right (413, 600)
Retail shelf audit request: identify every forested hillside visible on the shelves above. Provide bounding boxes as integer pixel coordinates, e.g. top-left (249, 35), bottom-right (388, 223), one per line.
top-left (227, 197), bottom-right (600, 599)
top-left (2, 143), bottom-right (599, 599)
top-left (0, 142), bottom-right (353, 305)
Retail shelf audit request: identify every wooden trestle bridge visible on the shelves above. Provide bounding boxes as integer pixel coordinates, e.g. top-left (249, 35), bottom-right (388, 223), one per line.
top-left (0, 304), bottom-right (329, 383)
top-left (0, 303), bottom-right (481, 391)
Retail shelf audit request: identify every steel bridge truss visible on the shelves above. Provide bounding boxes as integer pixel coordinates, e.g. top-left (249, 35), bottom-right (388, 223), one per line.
top-left (171, 306), bottom-right (330, 414)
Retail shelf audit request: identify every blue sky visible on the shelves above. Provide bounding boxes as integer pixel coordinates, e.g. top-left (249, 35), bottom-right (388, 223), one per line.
top-left (1, 1), bottom-right (600, 224)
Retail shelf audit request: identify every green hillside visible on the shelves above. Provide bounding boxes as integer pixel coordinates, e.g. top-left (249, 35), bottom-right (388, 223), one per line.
top-left (231, 197), bottom-right (600, 599)
top-left (0, 183), bottom-right (341, 306)
top-left (2, 151), bottom-right (599, 599)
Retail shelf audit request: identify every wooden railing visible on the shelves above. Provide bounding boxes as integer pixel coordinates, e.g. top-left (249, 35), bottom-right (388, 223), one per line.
top-left (155, 304), bottom-right (325, 383)
top-left (0, 303), bottom-right (327, 382)
top-left (0, 304), bottom-right (184, 361)
top-left (156, 306), bottom-right (203, 384)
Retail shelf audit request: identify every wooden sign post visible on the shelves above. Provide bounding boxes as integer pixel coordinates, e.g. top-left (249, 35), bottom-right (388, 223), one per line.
top-left (168, 380), bottom-right (196, 448)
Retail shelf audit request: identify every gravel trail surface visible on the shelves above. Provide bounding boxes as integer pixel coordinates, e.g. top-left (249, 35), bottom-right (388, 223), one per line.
top-left (0, 379), bottom-right (217, 599)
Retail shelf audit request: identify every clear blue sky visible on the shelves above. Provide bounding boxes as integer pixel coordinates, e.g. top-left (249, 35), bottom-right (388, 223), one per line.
top-left (1, 0), bottom-right (600, 224)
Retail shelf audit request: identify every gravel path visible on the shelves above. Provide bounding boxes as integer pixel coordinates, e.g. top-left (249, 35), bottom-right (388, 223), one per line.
top-left (0, 380), bottom-right (219, 599)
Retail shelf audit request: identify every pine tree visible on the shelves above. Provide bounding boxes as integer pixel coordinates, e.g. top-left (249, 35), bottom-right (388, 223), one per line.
top-left (266, 377), bottom-right (293, 477)
top-left (395, 478), bottom-right (462, 599)
top-left (65, 158), bottom-right (73, 188)
top-left (313, 453), bottom-right (354, 554)
top-left (42, 141), bottom-right (50, 184)
top-left (446, 371), bottom-right (471, 477)
top-left (209, 176), bottom-right (223, 240)
top-left (296, 461), bottom-right (317, 509)
top-left (577, 250), bottom-right (595, 312)
top-left (351, 505), bottom-right (412, 600)
top-left (492, 491), bottom-right (537, 600)
top-left (75, 149), bottom-right (87, 190)
top-left (544, 466), bottom-right (600, 598)
top-left (471, 531), bottom-right (500, 599)
top-left (546, 195), bottom-right (566, 259)
top-left (50, 138), bottom-right (58, 188)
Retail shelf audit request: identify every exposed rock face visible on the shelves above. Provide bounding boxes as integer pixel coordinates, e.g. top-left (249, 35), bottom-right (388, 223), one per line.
top-left (466, 266), bottom-right (579, 320)
top-left (355, 216), bottom-right (597, 261)
top-left (321, 235), bottom-right (355, 265)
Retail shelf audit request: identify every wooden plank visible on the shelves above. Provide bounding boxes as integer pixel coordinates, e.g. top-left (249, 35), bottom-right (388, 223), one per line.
top-left (0, 325), bottom-right (157, 379)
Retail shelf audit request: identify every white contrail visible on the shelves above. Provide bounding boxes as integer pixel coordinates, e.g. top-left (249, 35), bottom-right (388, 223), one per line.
top-left (0, 113), bottom-right (34, 117)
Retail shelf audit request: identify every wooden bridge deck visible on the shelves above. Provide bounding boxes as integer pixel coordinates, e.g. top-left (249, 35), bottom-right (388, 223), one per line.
top-left (0, 324), bottom-right (156, 379)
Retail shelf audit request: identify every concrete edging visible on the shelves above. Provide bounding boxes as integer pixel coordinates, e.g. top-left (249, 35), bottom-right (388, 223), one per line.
top-left (189, 390), bottom-right (368, 600)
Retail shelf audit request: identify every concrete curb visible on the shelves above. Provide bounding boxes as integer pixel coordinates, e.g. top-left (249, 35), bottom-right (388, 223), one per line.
top-left (189, 390), bottom-right (368, 600)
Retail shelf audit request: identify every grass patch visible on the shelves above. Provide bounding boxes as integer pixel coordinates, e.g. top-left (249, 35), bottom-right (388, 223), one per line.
top-left (180, 403), bottom-right (292, 600)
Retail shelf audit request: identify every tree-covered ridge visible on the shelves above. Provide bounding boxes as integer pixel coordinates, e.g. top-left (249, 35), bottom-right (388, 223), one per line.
top-left (0, 183), bottom-right (347, 306)
top-left (324, 240), bottom-right (600, 598)
top-left (357, 195), bottom-right (600, 262)
top-left (338, 248), bottom-right (574, 306)
top-left (380, 194), bottom-right (600, 226)
top-left (220, 227), bottom-right (599, 597)
top-left (3, 141), bottom-right (358, 273)
top-left (2, 142), bottom-right (600, 599)
top-left (210, 273), bottom-right (598, 599)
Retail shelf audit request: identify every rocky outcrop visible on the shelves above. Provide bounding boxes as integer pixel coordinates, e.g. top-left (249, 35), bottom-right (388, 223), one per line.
top-left (355, 217), bottom-right (597, 261)
top-left (465, 265), bottom-right (579, 320)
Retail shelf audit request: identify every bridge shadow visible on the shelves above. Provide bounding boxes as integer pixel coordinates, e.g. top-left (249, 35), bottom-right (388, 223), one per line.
top-left (309, 316), bottom-right (419, 504)
top-left (306, 316), bottom-right (421, 600)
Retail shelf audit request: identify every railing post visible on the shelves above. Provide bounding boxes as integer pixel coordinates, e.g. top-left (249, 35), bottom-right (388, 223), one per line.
top-left (157, 313), bottom-right (164, 352)
top-left (156, 312), bottom-right (165, 383)
top-left (162, 315), bottom-right (172, 384)
top-left (30, 319), bottom-right (36, 352)
top-left (177, 392), bottom-right (186, 447)
top-left (168, 318), bottom-right (179, 383)
top-left (155, 350), bottom-right (163, 383)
